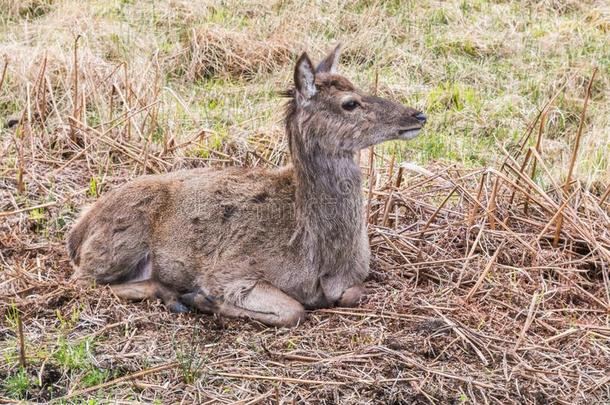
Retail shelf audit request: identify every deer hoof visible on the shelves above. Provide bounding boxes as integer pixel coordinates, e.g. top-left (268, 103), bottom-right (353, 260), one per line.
top-left (168, 301), bottom-right (191, 314)
top-left (180, 291), bottom-right (221, 314)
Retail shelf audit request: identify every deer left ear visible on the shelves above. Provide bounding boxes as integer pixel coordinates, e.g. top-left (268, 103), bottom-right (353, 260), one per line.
top-left (294, 52), bottom-right (317, 102)
top-left (316, 44), bottom-right (341, 74)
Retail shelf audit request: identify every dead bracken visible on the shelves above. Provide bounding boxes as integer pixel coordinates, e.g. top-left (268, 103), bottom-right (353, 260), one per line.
top-left (1, 83), bottom-right (609, 401)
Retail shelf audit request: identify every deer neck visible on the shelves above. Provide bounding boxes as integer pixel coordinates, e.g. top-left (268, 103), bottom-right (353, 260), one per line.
top-left (291, 145), bottom-right (365, 259)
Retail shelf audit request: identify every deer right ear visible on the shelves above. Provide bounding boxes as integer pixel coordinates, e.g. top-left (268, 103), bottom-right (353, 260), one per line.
top-left (316, 44), bottom-right (341, 74)
top-left (294, 53), bottom-right (316, 102)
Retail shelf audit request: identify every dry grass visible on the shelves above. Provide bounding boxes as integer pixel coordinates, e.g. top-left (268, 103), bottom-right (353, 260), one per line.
top-left (1, 0), bottom-right (609, 403)
top-left (184, 26), bottom-right (294, 80)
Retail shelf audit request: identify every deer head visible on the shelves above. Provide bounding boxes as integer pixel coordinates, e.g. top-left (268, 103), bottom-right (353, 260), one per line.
top-left (285, 45), bottom-right (426, 158)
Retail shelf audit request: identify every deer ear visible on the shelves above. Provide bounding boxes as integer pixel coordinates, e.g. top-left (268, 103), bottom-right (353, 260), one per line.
top-left (316, 44), bottom-right (341, 74)
top-left (294, 53), bottom-right (316, 101)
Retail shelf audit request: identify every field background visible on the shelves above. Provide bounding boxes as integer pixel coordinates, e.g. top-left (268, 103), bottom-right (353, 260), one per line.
top-left (1, 0), bottom-right (609, 403)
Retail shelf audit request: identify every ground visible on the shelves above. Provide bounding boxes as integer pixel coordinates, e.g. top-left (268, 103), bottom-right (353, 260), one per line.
top-left (0, 0), bottom-right (609, 403)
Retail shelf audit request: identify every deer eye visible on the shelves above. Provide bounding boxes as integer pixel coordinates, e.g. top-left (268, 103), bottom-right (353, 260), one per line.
top-left (341, 99), bottom-right (360, 111)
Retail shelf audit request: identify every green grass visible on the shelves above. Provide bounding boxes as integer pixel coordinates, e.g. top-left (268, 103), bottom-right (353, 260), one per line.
top-left (53, 338), bottom-right (94, 370)
top-left (1, 302), bottom-right (113, 400)
top-left (0, 0), bottom-right (607, 187)
top-left (3, 368), bottom-right (32, 399)
top-left (174, 324), bottom-right (205, 384)
top-left (2, 336), bottom-right (113, 399)
top-left (81, 368), bottom-right (111, 388)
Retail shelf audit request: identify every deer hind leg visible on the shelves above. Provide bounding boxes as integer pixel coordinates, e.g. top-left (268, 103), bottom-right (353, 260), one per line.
top-left (110, 280), bottom-right (190, 313)
top-left (181, 281), bottom-right (305, 327)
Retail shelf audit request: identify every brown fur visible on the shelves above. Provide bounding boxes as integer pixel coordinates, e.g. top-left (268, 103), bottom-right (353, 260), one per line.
top-left (67, 46), bottom-right (426, 327)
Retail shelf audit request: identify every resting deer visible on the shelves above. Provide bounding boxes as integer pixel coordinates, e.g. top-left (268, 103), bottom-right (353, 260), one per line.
top-left (67, 46), bottom-right (426, 327)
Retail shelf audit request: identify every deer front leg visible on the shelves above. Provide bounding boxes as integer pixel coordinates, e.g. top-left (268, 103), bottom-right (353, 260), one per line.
top-left (181, 281), bottom-right (306, 327)
top-left (320, 273), bottom-right (367, 308)
top-left (109, 280), bottom-right (190, 313)
top-left (337, 284), bottom-right (366, 307)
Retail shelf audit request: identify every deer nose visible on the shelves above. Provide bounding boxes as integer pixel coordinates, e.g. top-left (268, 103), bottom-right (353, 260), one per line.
top-left (414, 112), bottom-right (427, 124)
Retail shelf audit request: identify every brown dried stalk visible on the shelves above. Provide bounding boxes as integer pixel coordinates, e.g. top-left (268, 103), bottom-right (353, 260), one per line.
top-left (553, 67), bottom-right (598, 247)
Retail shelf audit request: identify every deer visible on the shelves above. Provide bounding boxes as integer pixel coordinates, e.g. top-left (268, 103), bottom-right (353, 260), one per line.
top-left (67, 45), bottom-right (426, 327)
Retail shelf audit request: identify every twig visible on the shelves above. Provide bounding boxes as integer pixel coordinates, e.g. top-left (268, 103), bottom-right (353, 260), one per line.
top-left (503, 65), bottom-right (586, 169)
top-left (17, 311), bottom-right (26, 368)
top-left (514, 291), bottom-right (540, 350)
top-left (54, 361), bottom-right (179, 402)
top-left (553, 67), bottom-right (598, 247)
top-left (487, 177), bottom-right (500, 229)
top-left (211, 371), bottom-right (345, 386)
top-left (0, 55), bottom-right (8, 93)
top-left (543, 328), bottom-right (579, 344)
top-left (468, 171), bottom-right (486, 227)
top-left (599, 186), bottom-right (610, 206)
top-left (34, 52), bottom-right (48, 125)
top-left (70, 34), bottom-right (81, 143)
top-left (0, 201), bottom-right (58, 218)
top-left (465, 241), bottom-right (506, 301)
top-left (365, 70), bottom-right (380, 223)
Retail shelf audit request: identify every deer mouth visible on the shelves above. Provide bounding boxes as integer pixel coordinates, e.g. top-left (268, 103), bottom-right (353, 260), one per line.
top-left (398, 128), bottom-right (422, 140)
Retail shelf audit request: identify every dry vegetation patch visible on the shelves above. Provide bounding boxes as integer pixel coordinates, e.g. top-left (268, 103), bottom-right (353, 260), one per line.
top-left (183, 26), bottom-right (295, 80)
